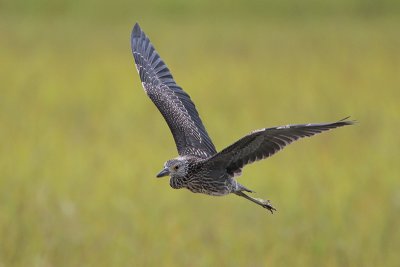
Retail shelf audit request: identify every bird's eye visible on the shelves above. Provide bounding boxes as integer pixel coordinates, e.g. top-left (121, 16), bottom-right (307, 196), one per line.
top-left (173, 165), bottom-right (179, 171)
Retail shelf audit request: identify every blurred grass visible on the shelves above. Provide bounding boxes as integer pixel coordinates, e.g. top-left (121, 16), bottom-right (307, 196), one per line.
top-left (1, 0), bottom-right (400, 266)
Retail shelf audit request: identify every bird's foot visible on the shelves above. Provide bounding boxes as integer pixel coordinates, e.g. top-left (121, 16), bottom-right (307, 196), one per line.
top-left (258, 198), bottom-right (277, 214)
top-left (235, 191), bottom-right (277, 214)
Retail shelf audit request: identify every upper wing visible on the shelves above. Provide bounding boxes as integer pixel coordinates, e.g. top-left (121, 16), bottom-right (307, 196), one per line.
top-left (131, 23), bottom-right (217, 158)
top-left (205, 118), bottom-right (354, 176)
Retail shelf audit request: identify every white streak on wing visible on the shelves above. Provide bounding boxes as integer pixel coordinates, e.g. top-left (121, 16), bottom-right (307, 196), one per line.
top-left (251, 128), bottom-right (265, 134)
top-left (141, 82), bottom-right (148, 93)
top-left (276, 125), bottom-right (290, 129)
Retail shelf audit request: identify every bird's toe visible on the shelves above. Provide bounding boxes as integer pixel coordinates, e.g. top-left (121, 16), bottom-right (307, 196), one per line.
top-left (261, 200), bottom-right (276, 214)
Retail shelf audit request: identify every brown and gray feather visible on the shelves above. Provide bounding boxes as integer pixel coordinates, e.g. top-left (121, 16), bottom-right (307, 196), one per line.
top-left (131, 23), bottom-right (217, 158)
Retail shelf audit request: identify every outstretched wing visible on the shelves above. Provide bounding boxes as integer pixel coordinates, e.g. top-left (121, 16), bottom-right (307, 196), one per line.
top-left (205, 118), bottom-right (354, 176)
top-left (131, 23), bottom-right (217, 158)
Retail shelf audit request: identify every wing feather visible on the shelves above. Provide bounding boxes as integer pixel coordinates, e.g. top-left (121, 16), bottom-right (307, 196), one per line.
top-left (205, 118), bottom-right (354, 175)
top-left (131, 23), bottom-right (217, 158)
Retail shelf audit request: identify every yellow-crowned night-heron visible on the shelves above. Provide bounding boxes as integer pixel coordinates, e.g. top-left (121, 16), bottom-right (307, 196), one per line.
top-left (130, 23), bottom-right (354, 213)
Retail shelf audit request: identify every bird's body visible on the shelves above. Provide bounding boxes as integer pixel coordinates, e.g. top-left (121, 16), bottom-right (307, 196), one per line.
top-left (166, 156), bottom-right (244, 196)
top-left (130, 23), bottom-right (354, 213)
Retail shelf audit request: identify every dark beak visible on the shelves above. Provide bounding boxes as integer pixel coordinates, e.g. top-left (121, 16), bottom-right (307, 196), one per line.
top-left (156, 168), bottom-right (170, 178)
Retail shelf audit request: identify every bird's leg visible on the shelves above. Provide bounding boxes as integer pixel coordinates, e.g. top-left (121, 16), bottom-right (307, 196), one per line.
top-left (234, 191), bottom-right (277, 214)
top-left (237, 183), bottom-right (255, 193)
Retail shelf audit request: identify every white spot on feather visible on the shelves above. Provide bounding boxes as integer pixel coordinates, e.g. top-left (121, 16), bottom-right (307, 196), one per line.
top-left (276, 125), bottom-right (290, 129)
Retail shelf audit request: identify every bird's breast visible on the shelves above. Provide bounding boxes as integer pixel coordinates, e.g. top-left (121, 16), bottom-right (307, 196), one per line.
top-left (184, 177), bottom-right (234, 196)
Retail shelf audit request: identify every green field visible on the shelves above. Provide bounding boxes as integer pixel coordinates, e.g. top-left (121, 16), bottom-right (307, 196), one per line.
top-left (1, 1), bottom-right (399, 266)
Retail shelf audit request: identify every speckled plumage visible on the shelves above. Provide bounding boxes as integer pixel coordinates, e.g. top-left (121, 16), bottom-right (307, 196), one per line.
top-left (130, 23), bottom-right (354, 213)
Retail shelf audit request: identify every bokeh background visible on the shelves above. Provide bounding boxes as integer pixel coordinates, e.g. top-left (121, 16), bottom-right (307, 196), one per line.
top-left (1, 0), bottom-right (399, 266)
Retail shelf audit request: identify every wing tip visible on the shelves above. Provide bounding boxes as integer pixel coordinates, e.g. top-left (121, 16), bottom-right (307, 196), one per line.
top-left (131, 22), bottom-right (147, 54)
top-left (132, 22), bottom-right (142, 38)
top-left (337, 116), bottom-right (357, 126)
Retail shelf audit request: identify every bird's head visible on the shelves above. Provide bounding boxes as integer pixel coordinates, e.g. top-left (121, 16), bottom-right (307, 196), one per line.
top-left (156, 158), bottom-right (189, 178)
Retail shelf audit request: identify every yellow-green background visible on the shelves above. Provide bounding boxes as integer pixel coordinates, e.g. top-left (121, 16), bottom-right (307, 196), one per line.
top-left (1, 0), bottom-right (399, 266)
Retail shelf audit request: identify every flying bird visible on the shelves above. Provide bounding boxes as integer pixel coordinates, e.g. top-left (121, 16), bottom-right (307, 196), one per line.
top-left (130, 23), bottom-right (353, 213)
